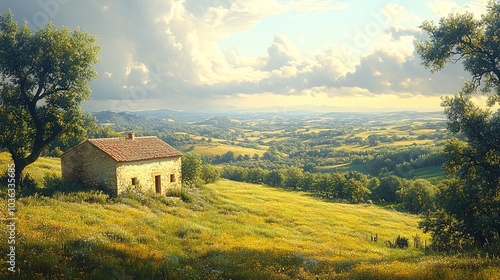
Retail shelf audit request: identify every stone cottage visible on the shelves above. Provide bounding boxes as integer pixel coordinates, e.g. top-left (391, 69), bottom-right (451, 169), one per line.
top-left (61, 133), bottom-right (182, 195)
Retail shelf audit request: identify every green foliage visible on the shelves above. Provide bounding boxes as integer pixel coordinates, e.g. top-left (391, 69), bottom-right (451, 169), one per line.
top-left (417, 1), bottom-right (500, 251)
top-left (19, 173), bottom-right (38, 196)
top-left (395, 236), bottom-right (410, 248)
top-left (180, 190), bottom-right (193, 203)
top-left (298, 172), bottom-right (318, 192)
top-left (116, 187), bottom-right (178, 211)
top-left (420, 207), bottom-right (471, 252)
top-left (42, 173), bottom-right (110, 196)
top-left (246, 167), bottom-right (266, 184)
top-left (201, 164), bottom-right (220, 184)
top-left (165, 186), bottom-right (193, 203)
top-left (344, 178), bottom-right (371, 203)
top-left (0, 11), bottom-right (99, 187)
top-left (283, 166), bottom-right (303, 189)
top-left (264, 169), bottom-right (285, 187)
top-left (221, 166), bottom-right (376, 204)
top-left (222, 165), bottom-right (249, 182)
top-left (219, 163), bottom-right (445, 207)
top-left (181, 151), bottom-right (203, 186)
top-left (402, 179), bottom-right (436, 214)
top-left (385, 236), bottom-right (410, 249)
top-left (165, 187), bottom-right (182, 197)
top-left (372, 175), bottom-right (404, 203)
top-left (53, 190), bottom-right (109, 204)
top-left (43, 114), bottom-right (121, 156)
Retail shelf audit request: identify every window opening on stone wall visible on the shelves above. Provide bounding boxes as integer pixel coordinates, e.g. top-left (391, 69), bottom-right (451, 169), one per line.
top-left (170, 174), bottom-right (176, 183)
top-left (131, 177), bottom-right (137, 186)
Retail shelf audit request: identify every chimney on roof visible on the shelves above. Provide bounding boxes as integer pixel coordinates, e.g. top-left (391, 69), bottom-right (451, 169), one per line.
top-left (128, 132), bottom-right (135, 140)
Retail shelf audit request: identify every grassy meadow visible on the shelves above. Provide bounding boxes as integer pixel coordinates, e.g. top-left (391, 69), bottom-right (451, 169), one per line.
top-left (0, 153), bottom-right (60, 185)
top-left (180, 143), bottom-right (267, 157)
top-left (0, 154), bottom-right (499, 279)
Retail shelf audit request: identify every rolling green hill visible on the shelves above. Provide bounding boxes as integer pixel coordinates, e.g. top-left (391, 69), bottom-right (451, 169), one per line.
top-left (0, 155), bottom-right (498, 279)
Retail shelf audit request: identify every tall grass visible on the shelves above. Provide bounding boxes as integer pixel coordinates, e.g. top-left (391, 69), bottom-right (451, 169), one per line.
top-left (0, 154), bottom-right (498, 279)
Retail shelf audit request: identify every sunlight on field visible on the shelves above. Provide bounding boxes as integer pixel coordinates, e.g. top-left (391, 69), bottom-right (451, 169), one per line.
top-left (352, 128), bottom-right (409, 138)
top-left (0, 153), bottom-right (60, 185)
top-left (333, 140), bottom-right (436, 152)
top-left (390, 140), bottom-right (435, 146)
top-left (0, 153), bottom-right (12, 174)
top-left (180, 144), bottom-right (266, 157)
top-left (208, 180), bottom-right (427, 261)
top-left (413, 166), bottom-right (450, 184)
top-left (1, 171), bottom-right (498, 279)
top-left (4, 179), bottom-right (426, 276)
top-left (295, 128), bottom-right (329, 134)
top-left (332, 144), bottom-right (372, 152)
top-left (260, 136), bottom-right (292, 143)
top-left (412, 129), bottom-right (438, 135)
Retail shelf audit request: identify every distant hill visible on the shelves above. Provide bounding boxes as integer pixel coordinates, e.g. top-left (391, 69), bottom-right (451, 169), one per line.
top-left (92, 110), bottom-right (149, 124)
top-left (92, 110), bottom-right (446, 126)
top-left (320, 111), bottom-right (446, 122)
top-left (129, 108), bottom-right (183, 117)
top-left (92, 110), bottom-right (215, 126)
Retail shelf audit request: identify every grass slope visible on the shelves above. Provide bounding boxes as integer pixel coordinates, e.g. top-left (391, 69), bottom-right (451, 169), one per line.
top-left (0, 155), bottom-right (498, 279)
top-left (179, 144), bottom-right (267, 157)
top-left (0, 153), bottom-right (60, 185)
top-left (412, 166), bottom-right (450, 184)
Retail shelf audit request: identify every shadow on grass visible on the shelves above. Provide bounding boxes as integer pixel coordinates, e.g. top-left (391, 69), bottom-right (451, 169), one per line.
top-left (1, 237), bottom-right (367, 280)
top-left (3, 239), bottom-right (497, 280)
top-left (21, 174), bottom-right (112, 198)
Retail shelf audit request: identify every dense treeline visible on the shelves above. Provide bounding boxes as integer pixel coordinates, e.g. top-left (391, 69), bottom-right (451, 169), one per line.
top-left (220, 165), bottom-right (437, 214)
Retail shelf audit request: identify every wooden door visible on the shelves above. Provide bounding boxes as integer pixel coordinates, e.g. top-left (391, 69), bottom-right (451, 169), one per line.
top-left (155, 175), bottom-right (161, 194)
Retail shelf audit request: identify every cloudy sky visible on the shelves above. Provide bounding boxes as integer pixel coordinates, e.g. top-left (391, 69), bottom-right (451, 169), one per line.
top-left (1, 0), bottom-right (489, 112)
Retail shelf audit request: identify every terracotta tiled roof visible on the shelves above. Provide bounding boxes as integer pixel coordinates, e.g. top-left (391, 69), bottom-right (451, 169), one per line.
top-left (87, 136), bottom-right (182, 162)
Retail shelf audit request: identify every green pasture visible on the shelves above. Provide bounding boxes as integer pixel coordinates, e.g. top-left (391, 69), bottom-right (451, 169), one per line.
top-left (0, 156), bottom-right (497, 279)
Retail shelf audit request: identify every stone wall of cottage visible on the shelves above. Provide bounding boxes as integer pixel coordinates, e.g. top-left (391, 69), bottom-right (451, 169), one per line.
top-left (61, 142), bottom-right (117, 193)
top-left (116, 156), bottom-right (182, 195)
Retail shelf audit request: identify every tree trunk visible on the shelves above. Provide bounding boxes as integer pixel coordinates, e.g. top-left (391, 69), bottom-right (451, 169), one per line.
top-left (13, 159), bottom-right (25, 191)
top-left (10, 152), bottom-right (30, 191)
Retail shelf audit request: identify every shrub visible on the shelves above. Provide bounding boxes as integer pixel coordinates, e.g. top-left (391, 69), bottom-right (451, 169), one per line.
top-left (395, 235), bottom-right (409, 248)
top-left (104, 226), bottom-right (134, 243)
top-left (182, 152), bottom-right (203, 186)
top-left (42, 174), bottom-right (112, 197)
top-left (201, 164), bottom-right (220, 183)
top-left (53, 191), bottom-right (109, 204)
top-left (43, 173), bottom-right (63, 190)
top-left (401, 179), bottom-right (436, 214)
top-left (20, 173), bottom-right (38, 197)
top-left (166, 187), bottom-right (193, 203)
top-left (180, 190), bottom-right (193, 203)
top-left (385, 235), bottom-right (410, 249)
top-left (166, 188), bottom-right (182, 197)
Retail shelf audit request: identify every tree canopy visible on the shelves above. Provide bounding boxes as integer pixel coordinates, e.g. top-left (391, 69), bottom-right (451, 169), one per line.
top-left (417, 1), bottom-right (500, 251)
top-left (181, 151), bottom-right (203, 186)
top-left (0, 11), bottom-right (99, 188)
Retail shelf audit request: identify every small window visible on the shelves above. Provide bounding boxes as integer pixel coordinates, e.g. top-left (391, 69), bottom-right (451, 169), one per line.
top-left (170, 174), bottom-right (176, 183)
top-left (131, 177), bottom-right (137, 186)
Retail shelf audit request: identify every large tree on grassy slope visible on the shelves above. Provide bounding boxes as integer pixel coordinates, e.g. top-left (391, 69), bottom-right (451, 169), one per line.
top-left (0, 11), bottom-right (99, 188)
top-left (417, 1), bottom-right (500, 250)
